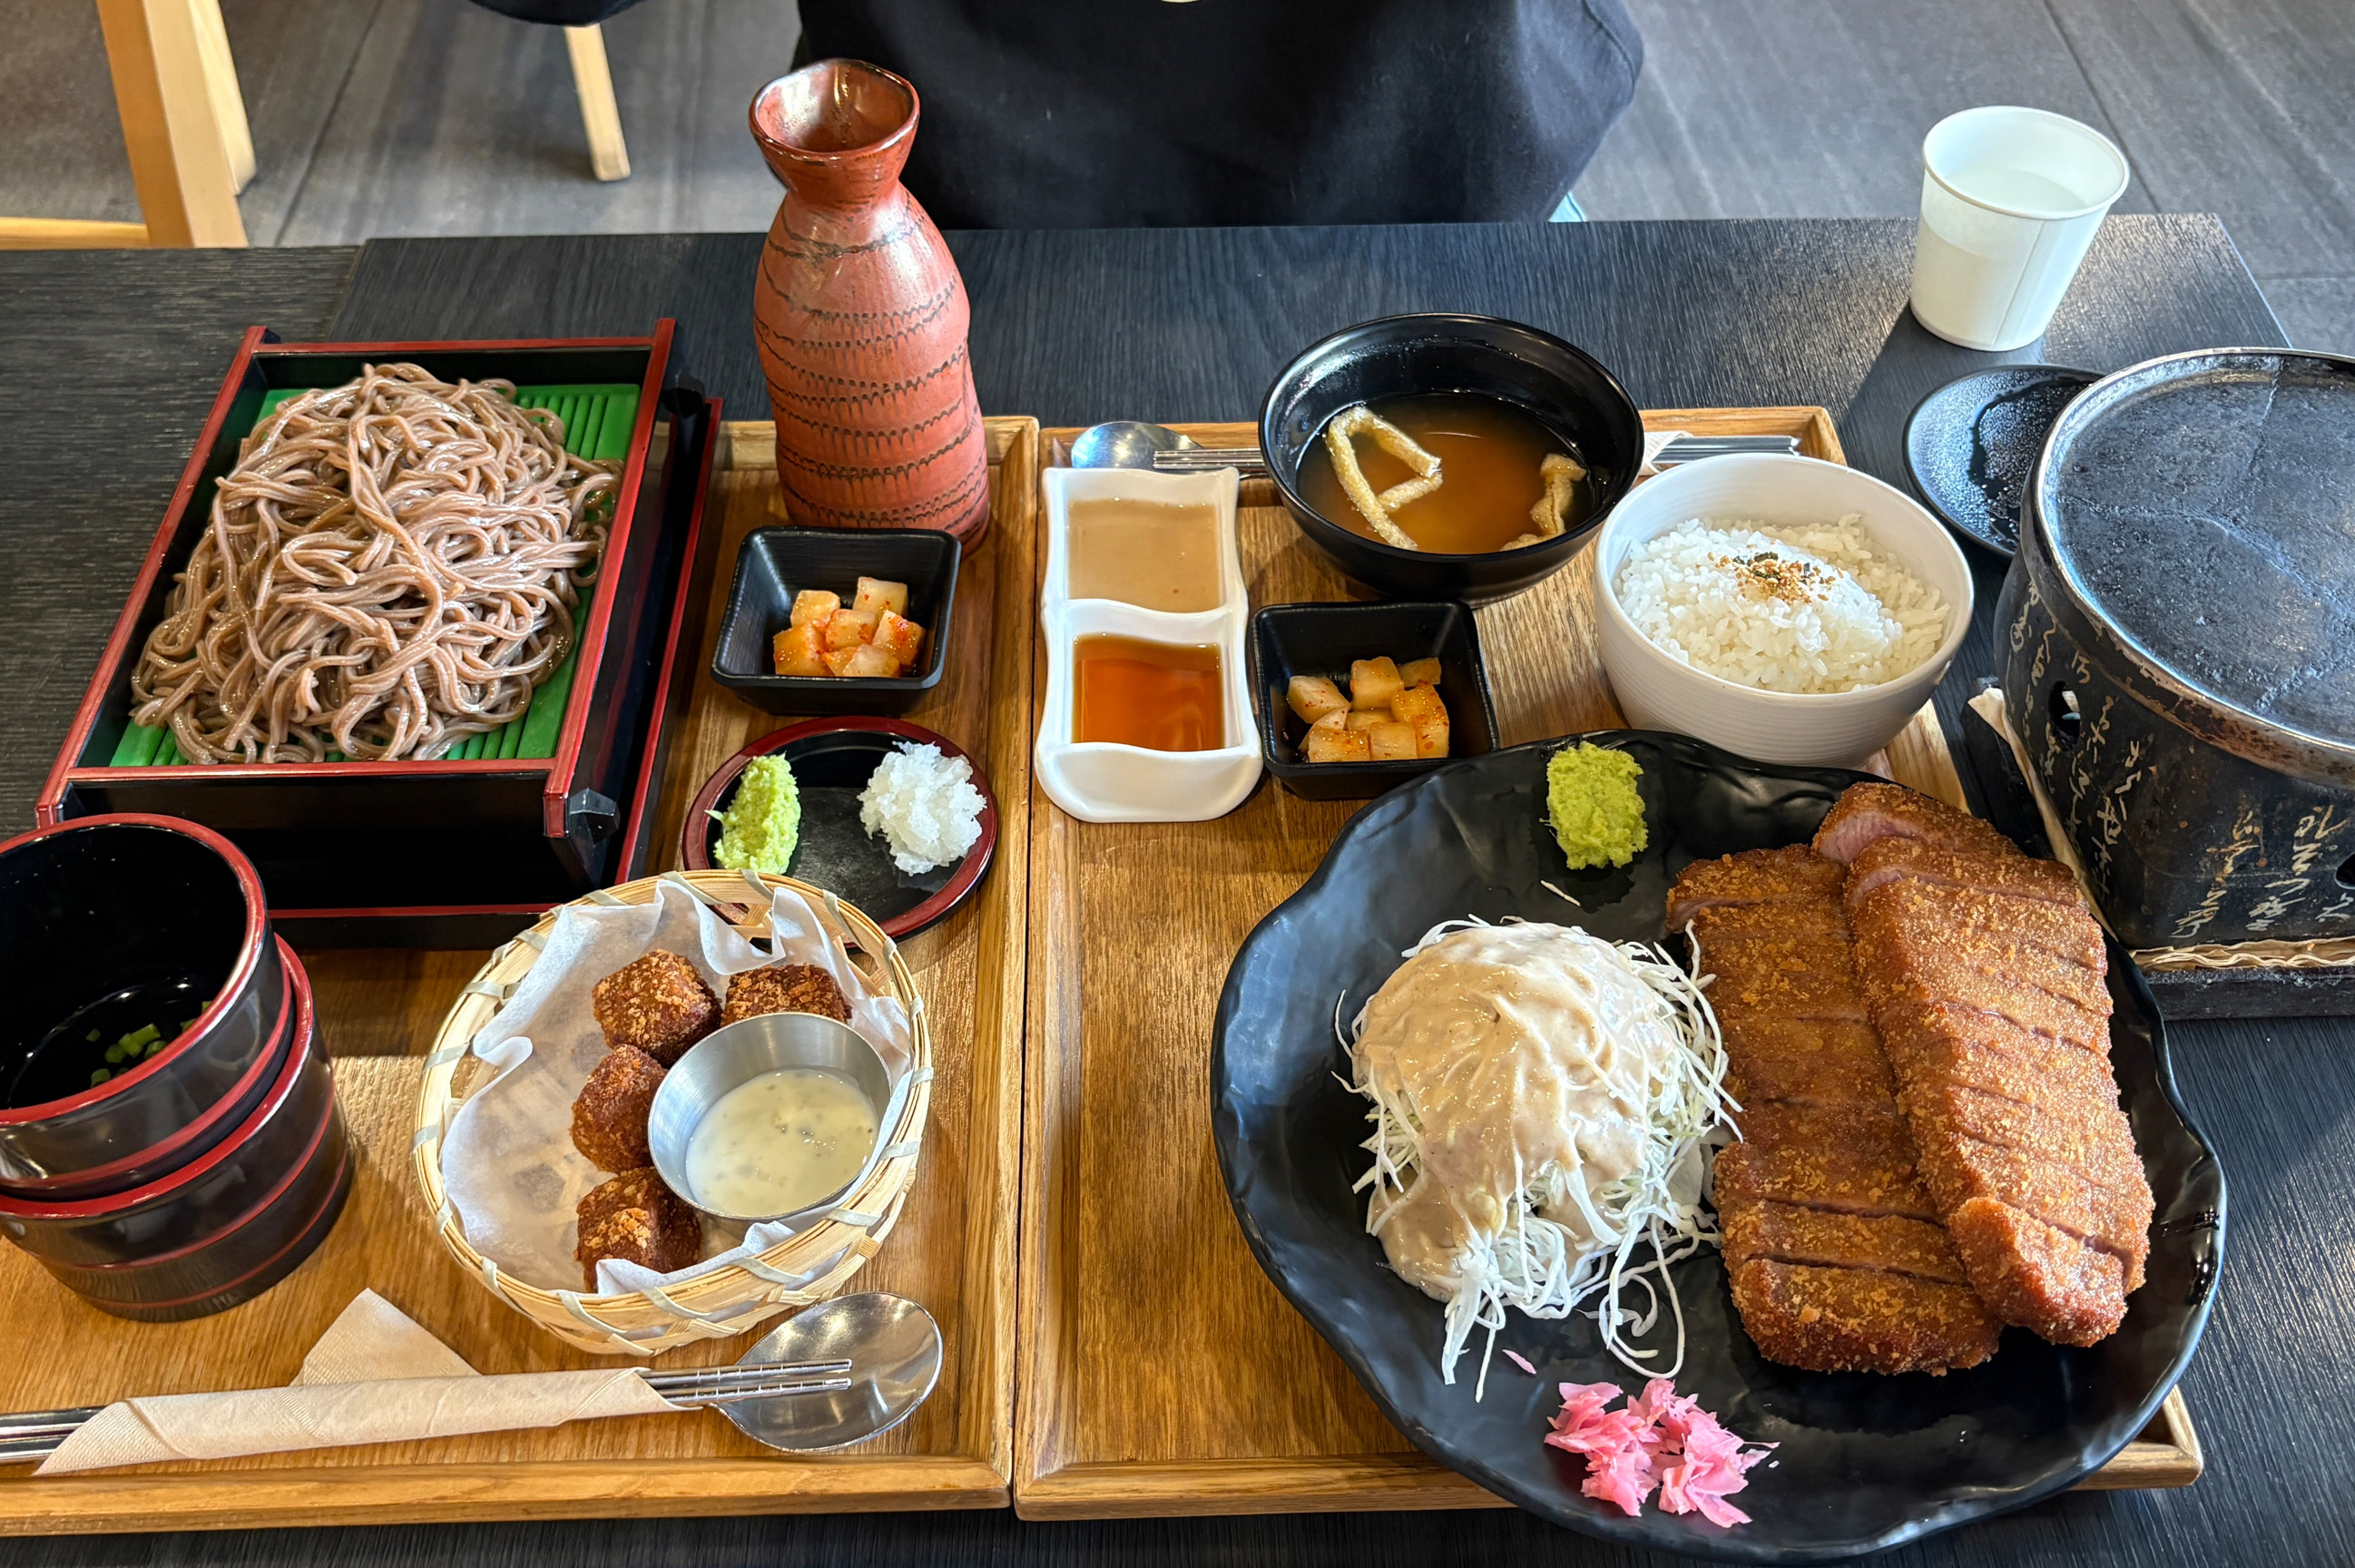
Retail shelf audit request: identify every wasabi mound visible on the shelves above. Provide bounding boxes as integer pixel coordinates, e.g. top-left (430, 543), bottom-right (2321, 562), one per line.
top-left (712, 754), bottom-right (802, 873)
top-left (1545, 742), bottom-right (1647, 869)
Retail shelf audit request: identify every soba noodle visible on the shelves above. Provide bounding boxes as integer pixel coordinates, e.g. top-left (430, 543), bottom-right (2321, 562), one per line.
top-left (130, 363), bottom-right (618, 763)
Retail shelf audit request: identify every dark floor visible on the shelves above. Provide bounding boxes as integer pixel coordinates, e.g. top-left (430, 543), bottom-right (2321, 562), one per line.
top-left (0, 0), bottom-right (2348, 347)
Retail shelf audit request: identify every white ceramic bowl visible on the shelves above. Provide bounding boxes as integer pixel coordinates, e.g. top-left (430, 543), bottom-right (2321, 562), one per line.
top-left (1592, 454), bottom-right (1975, 769)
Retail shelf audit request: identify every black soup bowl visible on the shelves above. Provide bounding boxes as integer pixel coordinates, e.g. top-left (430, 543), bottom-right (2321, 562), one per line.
top-left (0, 814), bottom-right (284, 1192)
top-left (1259, 314), bottom-right (1644, 605)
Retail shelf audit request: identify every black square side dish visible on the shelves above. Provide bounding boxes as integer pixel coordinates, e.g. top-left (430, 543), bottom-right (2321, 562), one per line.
top-left (1250, 601), bottom-right (1501, 799)
top-left (711, 528), bottom-right (960, 716)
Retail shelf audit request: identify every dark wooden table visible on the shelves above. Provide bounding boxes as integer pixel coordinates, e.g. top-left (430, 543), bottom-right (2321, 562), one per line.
top-left (2, 218), bottom-right (2346, 1568)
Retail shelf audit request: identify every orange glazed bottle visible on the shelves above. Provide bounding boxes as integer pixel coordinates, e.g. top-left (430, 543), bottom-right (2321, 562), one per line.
top-left (749, 60), bottom-right (992, 545)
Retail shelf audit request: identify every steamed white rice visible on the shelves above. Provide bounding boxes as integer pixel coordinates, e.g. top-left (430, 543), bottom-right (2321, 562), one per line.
top-left (1614, 515), bottom-right (1948, 693)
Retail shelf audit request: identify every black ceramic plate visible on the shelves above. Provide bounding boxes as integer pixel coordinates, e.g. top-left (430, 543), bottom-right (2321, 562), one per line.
top-left (1905, 365), bottom-right (2100, 556)
top-left (681, 718), bottom-right (998, 941)
top-left (1211, 731), bottom-right (2224, 1563)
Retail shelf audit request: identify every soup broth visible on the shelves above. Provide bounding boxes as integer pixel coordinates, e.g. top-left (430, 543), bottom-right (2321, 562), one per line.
top-left (1298, 393), bottom-right (1589, 554)
top-left (1066, 499), bottom-right (1224, 612)
top-left (1073, 635), bottom-right (1224, 751)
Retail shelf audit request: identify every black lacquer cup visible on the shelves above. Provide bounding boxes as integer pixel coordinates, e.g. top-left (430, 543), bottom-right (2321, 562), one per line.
top-left (0, 815), bottom-right (285, 1195)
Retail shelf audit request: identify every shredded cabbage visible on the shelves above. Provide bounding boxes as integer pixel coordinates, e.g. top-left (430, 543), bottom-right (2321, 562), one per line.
top-left (1341, 916), bottom-right (1736, 1397)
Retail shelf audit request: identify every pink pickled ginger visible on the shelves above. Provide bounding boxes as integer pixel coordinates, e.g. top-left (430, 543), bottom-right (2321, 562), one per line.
top-left (1541, 1377), bottom-right (1772, 1529)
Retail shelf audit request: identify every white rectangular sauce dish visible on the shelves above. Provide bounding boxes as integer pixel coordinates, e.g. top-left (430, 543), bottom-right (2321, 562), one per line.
top-left (1035, 467), bottom-right (1261, 824)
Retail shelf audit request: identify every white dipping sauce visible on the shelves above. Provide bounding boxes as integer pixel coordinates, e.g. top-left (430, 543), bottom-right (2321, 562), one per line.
top-left (683, 1068), bottom-right (878, 1217)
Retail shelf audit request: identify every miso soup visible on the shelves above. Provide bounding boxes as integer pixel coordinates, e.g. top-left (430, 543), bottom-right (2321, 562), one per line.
top-left (1298, 393), bottom-right (1589, 554)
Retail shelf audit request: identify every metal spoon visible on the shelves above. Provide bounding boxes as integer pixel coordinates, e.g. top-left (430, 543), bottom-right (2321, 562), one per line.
top-left (1070, 420), bottom-right (1200, 470)
top-left (719, 1291), bottom-right (942, 1453)
top-left (1071, 420), bottom-right (1271, 476)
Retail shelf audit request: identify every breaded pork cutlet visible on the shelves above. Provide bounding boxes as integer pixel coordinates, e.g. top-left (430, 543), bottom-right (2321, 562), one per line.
top-left (1850, 899), bottom-right (2111, 1052)
top-left (1812, 780), bottom-right (2022, 866)
top-left (1845, 835), bottom-right (2087, 911)
top-left (1853, 887), bottom-right (2111, 1014)
top-left (1714, 1015), bottom-right (1898, 1111)
top-left (1731, 1260), bottom-right (2002, 1375)
top-left (1713, 1103), bottom-right (1941, 1221)
top-left (1945, 1200), bottom-right (2134, 1346)
top-left (1665, 845), bottom-right (1847, 926)
top-left (1876, 1000), bottom-right (2120, 1093)
top-left (1849, 875), bottom-right (2105, 973)
top-left (1823, 782), bottom-right (2152, 1348)
top-left (1899, 1078), bottom-right (2146, 1198)
top-left (1673, 848), bottom-right (1999, 1375)
top-left (1683, 897), bottom-right (1850, 946)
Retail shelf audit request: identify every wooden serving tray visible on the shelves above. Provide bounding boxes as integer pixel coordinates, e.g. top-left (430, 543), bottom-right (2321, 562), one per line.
top-left (0, 415), bottom-right (1040, 1535)
top-left (1014, 411), bottom-right (2203, 1520)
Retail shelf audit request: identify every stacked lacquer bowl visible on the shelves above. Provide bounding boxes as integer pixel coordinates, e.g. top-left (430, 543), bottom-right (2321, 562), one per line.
top-left (0, 815), bottom-right (349, 1320)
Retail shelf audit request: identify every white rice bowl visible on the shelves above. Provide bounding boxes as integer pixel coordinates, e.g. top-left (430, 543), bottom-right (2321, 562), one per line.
top-left (1612, 514), bottom-right (1948, 693)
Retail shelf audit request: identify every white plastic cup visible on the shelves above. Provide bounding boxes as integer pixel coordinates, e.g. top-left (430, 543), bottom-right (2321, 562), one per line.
top-left (1909, 106), bottom-right (2130, 352)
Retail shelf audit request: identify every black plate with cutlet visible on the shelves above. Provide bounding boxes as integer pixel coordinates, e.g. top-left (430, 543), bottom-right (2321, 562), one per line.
top-left (1210, 730), bottom-right (2223, 1563)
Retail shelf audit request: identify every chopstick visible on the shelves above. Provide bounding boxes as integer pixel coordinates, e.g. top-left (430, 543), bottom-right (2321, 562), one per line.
top-left (1142, 433), bottom-right (1802, 474)
top-left (0, 1360), bottom-right (859, 1465)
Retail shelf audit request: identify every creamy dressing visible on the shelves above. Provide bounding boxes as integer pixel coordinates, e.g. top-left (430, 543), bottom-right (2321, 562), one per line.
top-left (1065, 499), bottom-right (1224, 612)
top-left (1350, 923), bottom-right (1689, 1298)
top-left (683, 1068), bottom-right (878, 1218)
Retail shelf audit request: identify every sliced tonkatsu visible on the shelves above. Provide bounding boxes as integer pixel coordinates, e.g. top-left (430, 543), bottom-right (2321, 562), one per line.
top-left (1845, 835), bottom-right (2086, 910)
top-left (1712, 1015), bottom-right (1898, 1112)
top-left (1819, 782), bottom-right (2154, 1348)
top-left (1674, 848), bottom-right (1999, 1375)
top-left (1664, 844), bottom-right (1848, 926)
top-left (1848, 872), bottom-right (2105, 973)
top-left (1812, 780), bottom-right (2024, 866)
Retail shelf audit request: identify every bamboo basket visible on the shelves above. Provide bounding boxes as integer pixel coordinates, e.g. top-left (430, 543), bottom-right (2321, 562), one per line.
top-left (413, 869), bottom-right (934, 1355)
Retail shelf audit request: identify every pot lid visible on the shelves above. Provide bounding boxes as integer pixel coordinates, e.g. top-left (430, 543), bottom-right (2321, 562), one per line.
top-left (2029, 348), bottom-right (2355, 789)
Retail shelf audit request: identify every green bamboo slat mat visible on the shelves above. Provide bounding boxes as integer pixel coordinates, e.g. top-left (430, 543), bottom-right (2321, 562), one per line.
top-left (108, 384), bottom-right (637, 768)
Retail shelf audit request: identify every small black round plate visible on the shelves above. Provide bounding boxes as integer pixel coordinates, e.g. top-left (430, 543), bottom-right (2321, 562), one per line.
top-left (681, 718), bottom-right (998, 941)
top-left (1211, 731), bottom-right (2223, 1562)
top-left (1906, 365), bottom-right (2101, 557)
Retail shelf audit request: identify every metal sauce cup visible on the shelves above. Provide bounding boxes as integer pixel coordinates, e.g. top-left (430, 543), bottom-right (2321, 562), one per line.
top-left (647, 1012), bottom-right (891, 1228)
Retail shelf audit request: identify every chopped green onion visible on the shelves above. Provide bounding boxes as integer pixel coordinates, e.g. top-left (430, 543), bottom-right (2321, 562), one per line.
top-left (89, 1070), bottom-right (111, 1088)
top-left (84, 1029), bottom-right (101, 1044)
top-left (103, 1044), bottom-right (126, 1064)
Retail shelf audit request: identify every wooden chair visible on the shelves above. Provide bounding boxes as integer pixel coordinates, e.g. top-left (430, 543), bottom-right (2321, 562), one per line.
top-left (0, 2), bottom-right (628, 251)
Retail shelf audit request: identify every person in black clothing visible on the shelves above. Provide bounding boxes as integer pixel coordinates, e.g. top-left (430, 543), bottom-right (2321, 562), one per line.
top-left (475, 0), bottom-right (1644, 228)
top-left (794, 0), bottom-right (1644, 228)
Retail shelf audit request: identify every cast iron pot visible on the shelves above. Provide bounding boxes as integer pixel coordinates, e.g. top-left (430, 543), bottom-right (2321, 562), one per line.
top-left (2001, 348), bottom-right (2355, 947)
top-left (0, 947), bottom-right (349, 1321)
top-left (0, 815), bottom-right (286, 1191)
top-left (1258, 314), bottom-right (1643, 605)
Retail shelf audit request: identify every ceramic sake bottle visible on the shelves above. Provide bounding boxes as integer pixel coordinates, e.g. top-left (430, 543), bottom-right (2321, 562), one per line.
top-left (749, 61), bottom-right (991, 544)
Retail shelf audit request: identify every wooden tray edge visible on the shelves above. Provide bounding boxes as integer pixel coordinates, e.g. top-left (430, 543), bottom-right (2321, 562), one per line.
top-left (1013, 407), bottom-right (2202, 1517)
top-left (0, 1455), bottom-right (1010, 1537)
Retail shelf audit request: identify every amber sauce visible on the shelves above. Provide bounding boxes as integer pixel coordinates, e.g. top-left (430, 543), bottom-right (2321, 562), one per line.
top-left (1073, 635), bottom-right (1224, 751)
top-left (1065, 499), bottom-right (1224, 612)
top-left (1297, 393), bottom-right (1587, 554)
